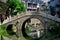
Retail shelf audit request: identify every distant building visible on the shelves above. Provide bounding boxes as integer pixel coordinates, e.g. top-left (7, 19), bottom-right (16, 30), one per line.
top-left (26, 2), bottom-right (39, 12)
top-left (22, 0), bottom-right (44, 5)
top-left (48, 0), bottom-right (60, 17)
top-left (22, 0), bottom-right (44, 14)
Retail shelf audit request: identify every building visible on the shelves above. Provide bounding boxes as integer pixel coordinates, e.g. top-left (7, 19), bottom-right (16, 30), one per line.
top-left (26, 2), bottom-right (39, 12)
top-left (22, 0), bottom-right (44, 14)
top-left (48, 0), bottom-right (60, 18)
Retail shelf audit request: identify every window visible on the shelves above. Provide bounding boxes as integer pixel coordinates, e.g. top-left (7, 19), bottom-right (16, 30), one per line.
top-left (28, 3), bottom-right (32, 7)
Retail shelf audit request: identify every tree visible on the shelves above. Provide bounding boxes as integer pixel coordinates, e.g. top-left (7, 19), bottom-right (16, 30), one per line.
top-left (7, 0), bottom-right (25, 16)
top-left (48, 23), bottom-right (60, 37)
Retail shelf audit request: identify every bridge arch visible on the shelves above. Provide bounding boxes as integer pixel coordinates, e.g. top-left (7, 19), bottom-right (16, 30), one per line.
top-left (21, 16), bottom-right (46, 40)
top-left (6, 24), bottom-right (17, 35)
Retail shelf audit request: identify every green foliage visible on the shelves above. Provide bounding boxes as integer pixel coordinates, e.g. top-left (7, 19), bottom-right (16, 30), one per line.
top-left (15, 2), bottom-right (25, 13)
top-left (49, 23), bottom-right (60, 36)
top-left (0, 24), bottom-right (7, 35)
top-left (25, 26), bottom-right (30, 33)
top-left (0, 2), bottom-right (8, 12)
top-left (26, 37), bottom-right (34, 40)
top-left (7, 0), bottom-right (25, 16)
top-left (0, 28), bottom-right (6, 35)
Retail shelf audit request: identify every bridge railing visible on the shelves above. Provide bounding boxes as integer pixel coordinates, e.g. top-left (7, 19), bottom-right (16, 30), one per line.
top-left (0, 12), bottom-right (60, 25)
top-left (39, 12), bottom-right (60, 22)
top-left (0, 12), bottom-right (25, 25)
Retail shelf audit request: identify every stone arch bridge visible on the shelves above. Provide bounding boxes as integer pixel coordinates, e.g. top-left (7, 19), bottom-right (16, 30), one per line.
top-left (1, 13), bottom-right (60, 40)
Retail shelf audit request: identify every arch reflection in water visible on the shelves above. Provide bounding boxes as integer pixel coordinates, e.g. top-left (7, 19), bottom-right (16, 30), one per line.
top-left (22, 18), bottom-right (44, 39)
top-left (6, 24), bottom-right (17, 35)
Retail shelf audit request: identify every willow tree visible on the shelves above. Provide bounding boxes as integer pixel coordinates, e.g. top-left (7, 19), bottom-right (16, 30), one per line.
top-left (6, 0), bottom-right (25, 16)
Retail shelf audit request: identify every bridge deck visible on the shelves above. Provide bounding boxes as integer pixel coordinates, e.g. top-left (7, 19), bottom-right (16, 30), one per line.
top-left (0, 12), bottom-right (60, 25)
